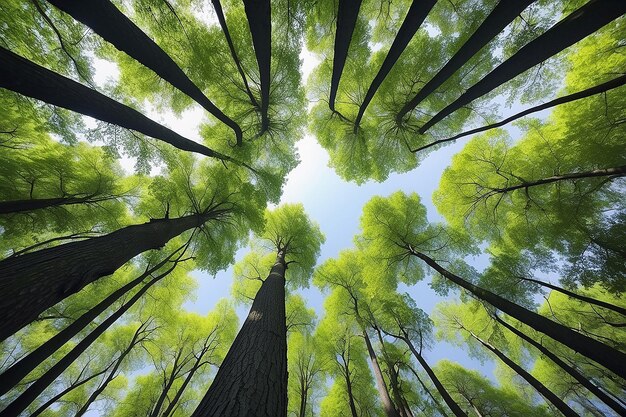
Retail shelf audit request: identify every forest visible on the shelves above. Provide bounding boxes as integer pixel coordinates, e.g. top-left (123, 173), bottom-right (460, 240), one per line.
top-left (0, 0), bottom-right (625, 416)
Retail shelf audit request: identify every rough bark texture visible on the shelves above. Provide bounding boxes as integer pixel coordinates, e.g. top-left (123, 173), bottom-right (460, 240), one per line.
top-left (0, 195), bottom-right (115, 214)
top-left (0, 47), bottom-right (233, 161)
top-left (353, 0), bottom-right (436, 131)
top-left (243, 0), bottom-right (271, 133)
top-left (363, 329), bottom-right (401, 417)
top-left (0, 211), bottom-right (218, 341)
top-left (192, 251), bottom-right (288, 417)
top-left (46, 0), bottom-right (243, 144)
top-left (494, 314), bottom-right (626, 416)
top-left (0, 250), bottom-right (175, 395)
top-left (0, 267), bottom-right (172, 417)
top-left (396, 0), bottom-right (535, 122)
top-left (402, 335), bottom-right (468, 417)
top-left (329, 0), bottom-right (363, 111)
top-left (408, 248), bottom-right (626, 377)
top-left (412, 73), bottom-right (626, 152)
top-left (466, 329), bottom-right (579, 417)
top-left (419, 0), bottom-right (626, 133)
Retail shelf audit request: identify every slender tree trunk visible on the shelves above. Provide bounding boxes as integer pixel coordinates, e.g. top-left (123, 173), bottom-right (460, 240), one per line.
top-left (0, 264), bottom-right (177, 417)
top-left (405, 362), bottom-right (450, 417)
top-left (494, 314), bottom-right (626, 416)
top-left (465, 329), bottom-right (579, 417)
top-left (0, 195), bottom-right (116, 214)
top-left (401, 334), bottom-right (468, 417)
top-left (150, 349), bottom-right (187, 417)
top-left (373, 326), bottom-right (408, 417)
top-left (516, 276), bottom-right (626, 317)
top-left (46, 0), bottom-right (243, 144)
top-left (329, 0), bottom-right (363, 111)
top-left (408, 248), bottom-right (626, 377)
top-left (0, 47), bottom-right (237, 163)
top-left (161, 357), bottom-right (209, 417)
top-left (192, 250), bottom-right (288, 417)
top-left (362, 328), bottom-right (401, 417)
top-left (353, 0), bottom-right (436, 131)
top-left (419, 0), bottom-right (626, 133)
top-left (243, 0), bottom-right (271, 133)
top-left (0, 247), bottom-right (179, 395)
top-left (211, 0), bottom-right (259, 110)
top-left (74, 322), bottom-right (150, 417)
top-left (0, 211), bottom-right (220, 341)
top-left (298, 386), bottom-right (308, 417)
top-left (461, 395), bottom-right (483, 417)
top-left (479, 165), bottom-right (626, 198)
top-left (396, 0), bottom-right (535, 123)
top-left (343, 363), bottom-right (360, 417)
top-left (411, 74), bottom-right (626, 152)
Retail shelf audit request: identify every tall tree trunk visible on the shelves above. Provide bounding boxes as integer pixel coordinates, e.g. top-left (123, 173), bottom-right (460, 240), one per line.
top-left (464, 328), bottom-right (579, 417)
top-left (243, 0), bottom-right (271, 133)
top-left (298, 386), bottom-right (308, 417)
top-left (46, 0), bottom-right (243, 144)
top-left (353, 0), bottom-right (436, 131)
top-left (419, 0), bottom-right (626, 133)
top-left (411, 73), bottom-right (626, 152)
top-left (0, 194), bottom-right (118, 214)
top-left (161, 355), bottom-right (210, 417)
top-left (396, 0), bottom-right (535, 123)
top-left (0, 47), bottom-right (239, 164)
top-left (149, 349), bottom-right (187, 417)
top-left (0, 211), bottom-right (221, 341)
top-left (74, 322), bottom-right (151, 417)
top-left (494, 314), bottom-right (626, 416)
top-left (401, 334), bottom-right (468, 417)
top-left (192, 250), bottom-right (288, 417)
top-left (329, 0), bottom-right (363, 111)
top-left (408, 248), bottom-right (626, 377)
top-left (362, 328), bottom-right (400, 417)
top-left (211, 0), bottom-right (259, 110)
top-left (477, 165), bottom-right (626, 199)
top-left (343, 361), bottom-right (360, 417)
top-left (0, 263), bottom-right (177, 417)
top-left (0, 247), bottom-right (180, 395)
top-left (516, 276), bottom-right (626, 317)
top-left (405, 362), bottom-right (450, 417)
top-left (373, 326), bottom-right (408, 417)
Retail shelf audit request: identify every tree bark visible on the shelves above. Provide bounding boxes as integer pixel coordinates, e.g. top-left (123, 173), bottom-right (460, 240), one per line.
top-left (465, 328), bottom-right (578, 417)
top-left (298, 386), bottom-right (308, 417)
top-left (401, 334), bottom-right (468, 417)
top-left (243, 0), bottom-right (271, 133)
top-left (0, 264), bottom-right (176, 417)
top-left (405, 362), bottom-right (450, 417)
top-left (46, 0), bottom-right (243, 144)
top-left (192, 250), bottom-right (288, 417)
top-left (396, 0), bottom-right (535, 123)
top-left (516, 275), bottom-right (626, 317)
top-left (0, 47), bottom-right (238, 163)
top-left (362, 328), bottom-right (401, 417)
top-left (419, 0), bottom-right (626, 133)
top-left (343, 360), bottom-right (360, 417)
top-left (494, 313), bottom-right (626, 416)
top-left (411, 73), bottom-right (626, 152)
top-left (212, 0), bottom-right (260, 110)
top-left (161, 354), bottom-right (210, 417)
top-left (0, 194), bottom-right (118, 214)
top-left (329, 0), bottom-right (363, 111)
top-left (150, 348), bottom-right (188, 417)
top-left (0, 248), bottom-right (179, 395)
top-left (0, 210), bottom-right (221, 341)
top-left (353, 0), bottom-right (436, 131)
top-left (408, 248), bottom-right (626, 377)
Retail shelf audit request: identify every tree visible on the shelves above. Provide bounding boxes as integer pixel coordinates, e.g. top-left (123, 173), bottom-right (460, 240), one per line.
top-left (192, 204), bottom-right (324, 417)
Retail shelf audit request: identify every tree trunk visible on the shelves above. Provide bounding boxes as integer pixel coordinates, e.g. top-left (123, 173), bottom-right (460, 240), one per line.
top-left (329, 0), bottom-right (363, 111)
top-left (516, 276), bottom-right (626, 317)
top-left (0, 247), bottom-right (179, 395)
top-left (161, 355), bottom-right (209, 417)
top-left (46, 0), bottom-right (243, 144)
top-left (211, 0), bottom-right (259, 110)
top-left (408, 248), bottom-right (626, 377)
top-left (74, 322), bottom-right (150, 417)
top-left (353, 0), bottom-right (436, 131)
top-left (411, 73), bottom-right (626, 152)
top-left (405, 362), bottom-right (450, 417)
top-left (419, 0), bottom-right (626, 133)
top-left (373, 326), bottom-right (408, 417)
top-left (343, 363), bottom-right (360, 417)
top-left (465, 329), bottom-right (579, 417)
top-left (0, 195), bottom-right (116, 214)
top-left (396, 0), bottom-right (535, 123)
top-left (494, 314), bottom-right (626, 416)
top-left (0, 264), bottom-right (176, 417)
top-left (243, 0), bottom-right (271, 133)
top-left (150, 349), bottom-right (187, 417)
top-left (0, 47), bottom-right (237, 163)
top-left (298, 386), bottom-right (308, 417)
top-left (192, 250), bottom-right (288, 417)
top-left (401, 334), bottom-right (468, 417)
top-left (362, 328), bottom-right (401, 417)
top-left (0, 211), bottom-right (221, 341)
